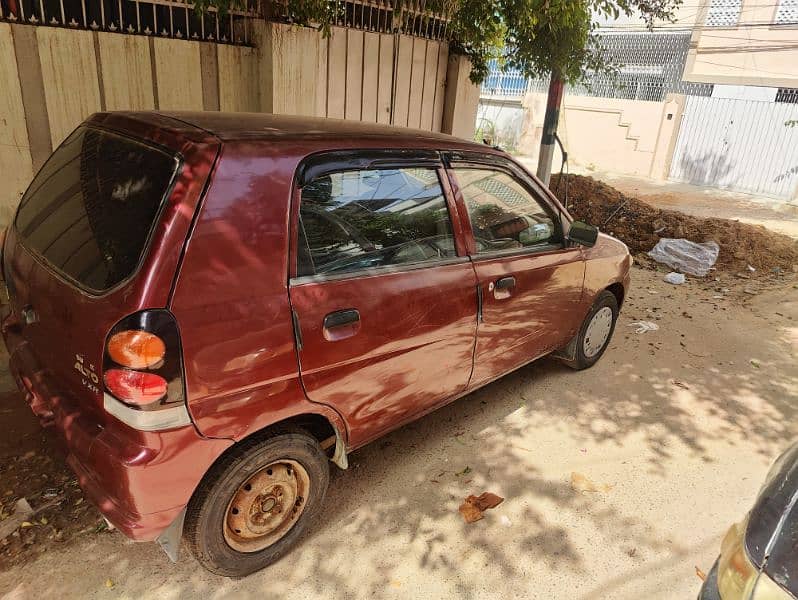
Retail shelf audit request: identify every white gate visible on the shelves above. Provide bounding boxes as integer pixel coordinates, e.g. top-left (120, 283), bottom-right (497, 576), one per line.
top-left (669, 96), bottom-right (798, 200)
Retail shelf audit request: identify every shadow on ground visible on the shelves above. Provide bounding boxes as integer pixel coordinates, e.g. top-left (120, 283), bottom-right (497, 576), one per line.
top-left (1, 267), bottom-right (796, 599)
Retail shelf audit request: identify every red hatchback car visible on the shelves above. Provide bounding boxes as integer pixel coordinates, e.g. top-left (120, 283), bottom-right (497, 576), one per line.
top-left (1, 112), bottom-right (630, 576)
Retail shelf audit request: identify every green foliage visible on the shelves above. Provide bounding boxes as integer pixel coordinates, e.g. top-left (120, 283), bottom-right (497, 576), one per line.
top-left (452, 0), bottom-right (684, 84)
top-left (197, 0), bottom-right (682, 84)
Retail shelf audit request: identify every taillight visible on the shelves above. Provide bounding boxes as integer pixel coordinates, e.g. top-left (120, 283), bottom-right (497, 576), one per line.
top-left (102, 310), bottom-right (190, 431)
top-left (107, 330), bottom-right (166, 369)
top-left (104, 369), bottom-right (168, 406)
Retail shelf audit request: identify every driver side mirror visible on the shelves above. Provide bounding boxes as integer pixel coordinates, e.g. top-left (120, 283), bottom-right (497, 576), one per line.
top-left (567, 221), bottom-right (598, 247)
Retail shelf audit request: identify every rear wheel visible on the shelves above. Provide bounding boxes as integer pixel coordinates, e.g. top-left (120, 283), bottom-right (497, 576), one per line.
top-left (562, 291), bottom-right (619, 370)
top-left (184, 430), bottom-right (329, 577)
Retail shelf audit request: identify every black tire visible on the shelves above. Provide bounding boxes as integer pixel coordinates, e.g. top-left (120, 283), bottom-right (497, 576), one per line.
top-left (184, 430), bottom-right (329, 577)
top-left (563, 290), bottom-right (619, 370)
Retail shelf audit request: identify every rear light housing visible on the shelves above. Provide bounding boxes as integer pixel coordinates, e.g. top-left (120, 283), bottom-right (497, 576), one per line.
top-left (102, 310), bottom-right (191, 431)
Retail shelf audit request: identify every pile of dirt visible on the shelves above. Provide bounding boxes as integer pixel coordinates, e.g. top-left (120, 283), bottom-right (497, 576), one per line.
top-left (554, 174), bottom-right (798, 277)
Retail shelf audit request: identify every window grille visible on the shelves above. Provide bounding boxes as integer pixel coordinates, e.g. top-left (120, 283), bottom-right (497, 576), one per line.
top-left (775, 0), bottom-right (798, 24)
top-left (482, 31), bottom-right (713, 103)
top-left (704, 0), bottom-right (742, 27)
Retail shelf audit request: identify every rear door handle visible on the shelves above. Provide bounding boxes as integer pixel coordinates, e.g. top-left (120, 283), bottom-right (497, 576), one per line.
top-left (323, 309), bottom-right (360, 329)
top-left (495, 276), bottom-right (516, 290)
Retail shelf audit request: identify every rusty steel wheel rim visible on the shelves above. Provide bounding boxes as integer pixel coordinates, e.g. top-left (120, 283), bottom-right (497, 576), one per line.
top-left (223, 460), bottom-right (310, 553)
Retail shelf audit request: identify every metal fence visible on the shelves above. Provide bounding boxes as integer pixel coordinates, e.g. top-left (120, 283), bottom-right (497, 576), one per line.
top-left (777, 88), bottom-right (798, 103)
top-left (269, 0), bottom-right (452, 40)
top-left (0, 0), bottom-right (452, 45)
top-left (482, 30), bottom-right (713, 103)
top-left (0, 0), bottom-right (256, 43)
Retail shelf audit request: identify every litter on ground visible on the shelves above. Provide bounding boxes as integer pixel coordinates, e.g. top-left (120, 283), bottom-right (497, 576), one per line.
top-left (664, 272), bottom-right (686, 285)
top-left (648, 239), bottom-right (719, 277)
top-left (458, 492), bottom-right (505, 523)
top-left (628, 321), bottom-right (659, 334)
top-left (571, 472), bottom-right (613, 494)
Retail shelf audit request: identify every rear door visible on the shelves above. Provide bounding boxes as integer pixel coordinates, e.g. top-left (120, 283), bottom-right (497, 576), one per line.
top-left (445, 156), bottom-right (585, 385)
top-left (288, 153), bottom-right (477, 447)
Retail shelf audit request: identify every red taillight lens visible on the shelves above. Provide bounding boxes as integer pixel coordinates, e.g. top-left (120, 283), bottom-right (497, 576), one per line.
top-left (104, 368), bottom-right (167, 406)
top-left (107, 330), bottom-right (166, 369)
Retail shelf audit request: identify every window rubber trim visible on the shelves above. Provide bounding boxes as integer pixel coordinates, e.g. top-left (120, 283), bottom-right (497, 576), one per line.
top-left (290, 256), bottom-right (472, 286)
top-left (296, 149), bottom-right (442, 187)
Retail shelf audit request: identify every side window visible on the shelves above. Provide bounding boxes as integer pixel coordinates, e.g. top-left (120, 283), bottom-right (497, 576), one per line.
top-left (452, 167), bottom-right (562, 255)
top-left (297, 167), bottom-right (457, 277)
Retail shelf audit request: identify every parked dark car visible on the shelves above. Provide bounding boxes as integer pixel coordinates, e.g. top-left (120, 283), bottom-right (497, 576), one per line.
top-left (699, 442), bottom-right (798, 600)
top-left (1, 112), bottom-right (631, 576)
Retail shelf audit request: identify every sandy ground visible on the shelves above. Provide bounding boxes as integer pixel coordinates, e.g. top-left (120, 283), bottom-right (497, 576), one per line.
top-left (0, 266), bottom-right (797, 599)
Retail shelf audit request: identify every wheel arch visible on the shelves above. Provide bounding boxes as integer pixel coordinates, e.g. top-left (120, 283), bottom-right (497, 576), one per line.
top-left (605, 282), bottom-right (625, 308)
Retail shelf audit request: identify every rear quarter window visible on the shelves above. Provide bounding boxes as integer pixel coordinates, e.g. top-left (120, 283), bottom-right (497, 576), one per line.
top-left (15, 126), bottom-right (179, 293)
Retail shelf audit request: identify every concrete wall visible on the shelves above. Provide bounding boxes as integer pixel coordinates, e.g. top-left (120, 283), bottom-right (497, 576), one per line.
top-left (684, 0), bottom-right (798, 88)
top-left (0, 24), bottom-right (33, 228)
top-left (442, 54), bottom-right (481, 139)
top-left (0, 22), bottom-right (480, 226)
top-left (518, 92), bottom-right (684, 180)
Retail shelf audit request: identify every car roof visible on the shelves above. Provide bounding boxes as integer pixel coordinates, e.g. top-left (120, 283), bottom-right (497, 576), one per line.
top-left (151, 111), bottom-right (490, 149)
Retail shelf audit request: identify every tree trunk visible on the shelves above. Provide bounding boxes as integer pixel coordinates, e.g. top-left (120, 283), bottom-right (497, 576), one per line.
top-left (536, 74), bottom-right (565, 187)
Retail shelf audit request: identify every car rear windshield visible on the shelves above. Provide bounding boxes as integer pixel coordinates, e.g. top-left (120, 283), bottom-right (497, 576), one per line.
top-left (15, 126), bottom-right (178, 292)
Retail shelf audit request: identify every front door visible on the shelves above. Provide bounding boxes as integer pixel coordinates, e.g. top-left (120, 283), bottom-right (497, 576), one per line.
top-left (446, 160), bottom-right (585, 386)
top-left (288, 157), bottom-right (477, 448)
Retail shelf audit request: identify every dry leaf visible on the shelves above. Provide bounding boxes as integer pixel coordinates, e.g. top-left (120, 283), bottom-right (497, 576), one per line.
top-left (458, 492), bottom-right (505, 523)
top-left (571, 472), bottom-right (613, 493)
top-left (459, 501), bottom-right (483, 523)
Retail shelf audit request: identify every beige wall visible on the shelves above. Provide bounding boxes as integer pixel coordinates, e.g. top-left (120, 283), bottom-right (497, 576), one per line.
top-left (218, 44), bottom-right (260, 112)
top-left (442, 54), bottom-right (481, 139)
top-left (0, 22), bottom-right (480, 227)
top-left (98, 34), bottom-right (155, 111)
top-left (684, 0), bottom-right (798, 87)
top-left (36, 27), bottom-right (102, 148)
top-left (0, 24), bottom-right (33, 227)
top-left (519, 92), bottom-right (684, 180)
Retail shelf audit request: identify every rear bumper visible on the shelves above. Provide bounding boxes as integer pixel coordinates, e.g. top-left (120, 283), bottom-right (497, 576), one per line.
top-left (4, 322), bottom-right (231, 542)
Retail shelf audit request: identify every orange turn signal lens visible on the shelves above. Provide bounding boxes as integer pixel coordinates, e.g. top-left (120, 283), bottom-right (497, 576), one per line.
top-left (108, 330), bottom-right (166, 369)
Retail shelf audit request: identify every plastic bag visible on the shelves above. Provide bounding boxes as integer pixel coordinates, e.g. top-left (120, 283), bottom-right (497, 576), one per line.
top-left (647, 238), bottom-right (719, 277)
top-left (664, 272), bottom-right (686, 285)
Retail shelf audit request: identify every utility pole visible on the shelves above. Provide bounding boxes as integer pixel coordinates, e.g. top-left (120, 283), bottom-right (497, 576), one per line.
top-left (536, 74), bottom-right (565, 187)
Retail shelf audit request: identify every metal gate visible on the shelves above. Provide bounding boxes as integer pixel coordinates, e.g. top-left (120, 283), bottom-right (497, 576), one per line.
top-left (669, 96), bottom-right (798, 200)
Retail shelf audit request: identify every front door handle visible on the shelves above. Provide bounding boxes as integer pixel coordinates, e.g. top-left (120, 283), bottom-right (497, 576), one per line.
top-left (495, 276), bottom-right (516, 290)
top-left (323, 309), bottom-right (361, 341)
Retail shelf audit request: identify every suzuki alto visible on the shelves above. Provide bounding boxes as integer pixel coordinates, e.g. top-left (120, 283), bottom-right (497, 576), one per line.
top-left (1, 112), bottom-right (631, 576)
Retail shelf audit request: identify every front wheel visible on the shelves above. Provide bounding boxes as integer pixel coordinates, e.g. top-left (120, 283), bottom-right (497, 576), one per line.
top-left (184, 430), bottom-right (330, 577)
top-left (561, 290), bottom-right (619, 370)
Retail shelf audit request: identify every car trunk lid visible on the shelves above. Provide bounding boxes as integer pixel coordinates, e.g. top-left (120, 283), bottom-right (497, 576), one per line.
top-left (2, 113), bottom-right (219, 431)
